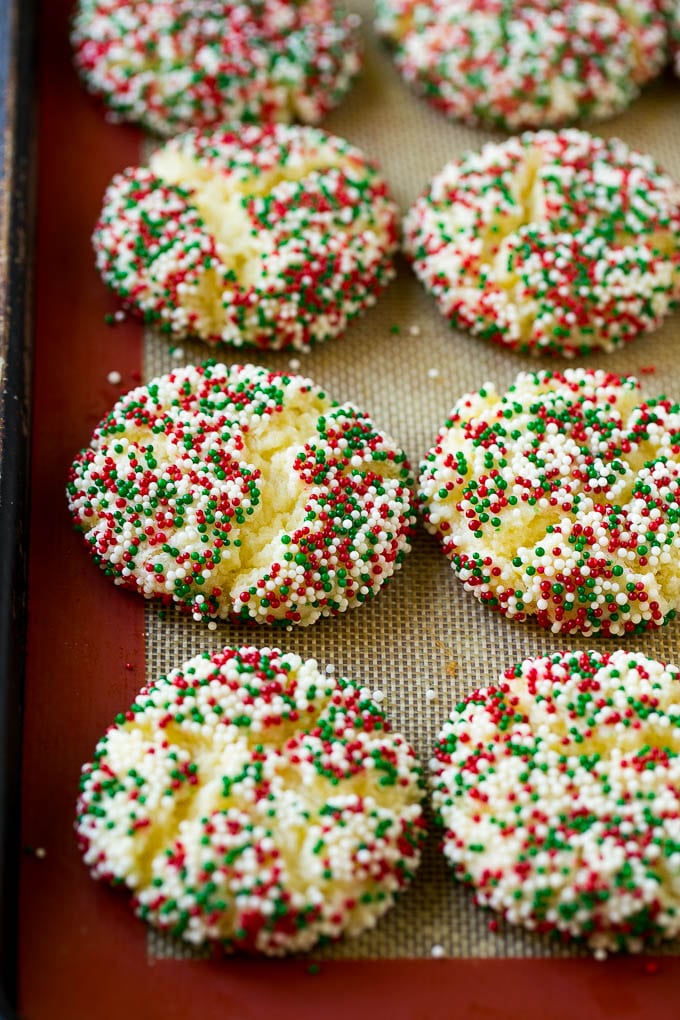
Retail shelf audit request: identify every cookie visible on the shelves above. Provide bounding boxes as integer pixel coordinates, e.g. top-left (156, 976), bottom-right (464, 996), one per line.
top-left (93, 123), bottom-right (398, 351)
top-left (419, 368), bottom-right (680, 637)
top-left (72, 0), bottom-right (361, 136)
top-left (403, 129), bottom-right (680, 357)
top-left (67, 362), bottom-right (415, 625)
top-left (431, 650), bottom-right (680, 956)
top-left (76, 646), bottom-right (426, 954)
top-left (375, 0), bottom-right (668, 130)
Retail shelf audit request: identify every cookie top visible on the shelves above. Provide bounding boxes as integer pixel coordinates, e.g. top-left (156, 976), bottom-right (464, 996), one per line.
top-left (93, 123), bottom-right (399, 351)
top-left (76, 646), bottom-right (426, 953)
top-left (431, 650), bottom-right (680, 955)
top-left (419, 368), bottom-right (680, 637)
top-left (72, 0), bottom-right (361, 135)
top-left (403, 129), bottom-right (680, 357)
top-left (67, 362), bottom-right (414, 625)
top-left (375, 0), bottom-right (668, 130)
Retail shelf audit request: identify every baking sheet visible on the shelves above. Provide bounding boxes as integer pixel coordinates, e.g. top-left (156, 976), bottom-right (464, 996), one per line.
top-left (144, 1), bottom-right (680, 962)
top-left (16, 0), bottom-right (680, 1015)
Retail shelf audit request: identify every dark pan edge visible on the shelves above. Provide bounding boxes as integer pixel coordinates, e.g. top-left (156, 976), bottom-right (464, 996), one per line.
top-left (0, 0), bottom-right (35, 1014)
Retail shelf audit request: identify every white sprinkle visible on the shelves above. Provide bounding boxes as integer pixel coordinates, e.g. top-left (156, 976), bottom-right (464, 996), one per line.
top-left (430, 943), bottom-right (445, 958)
top-left (107, 370), bottom-right (122, 385)
top-left (427, 367), bottom-right (440, 379)
top-left (74, 646), bottom-right (425, 953)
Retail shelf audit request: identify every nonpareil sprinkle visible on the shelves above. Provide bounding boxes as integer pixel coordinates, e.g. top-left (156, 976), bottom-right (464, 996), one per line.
top-left (375, 0), bottom-right (668, 130)
top-left (431, 650), bottom-right (680, 956)
top-left (67, 361), bottom-right (415, 626)
top-left (403, 129), bottom-right (680, 357)
top-left (75, 646), bottom-right (426, 954)
top-left (419, 367), bottom-right (680, 637)
top-left (93, 123), bottom-right (399, 353)
top-left (72, 0), bottom-right (361, 135)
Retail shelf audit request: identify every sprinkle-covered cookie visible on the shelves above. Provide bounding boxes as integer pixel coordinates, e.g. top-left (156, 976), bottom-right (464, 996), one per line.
top-left (403, 129), bottom-right (680, 357)
top-left (72, 0), bottom-right (361, 136)
top-left (419, 368), bottom-right (680, 637)
top-left (94, 123), bottom-right (398, 351)
top-left (431, 650), bottom-right (680, 955)
top-left (375, 0), bottom-right (668, 130)
top-left (76, 646), bottom-right (426, 954)
top-left (67, 362), bottom-right (415, 625)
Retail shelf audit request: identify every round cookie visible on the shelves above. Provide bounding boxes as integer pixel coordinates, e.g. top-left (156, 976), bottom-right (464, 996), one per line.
top-left (94, 123), bottom-right (399, 351)
top-left (76, 646), bottom-right (426, 954)
top-left (71, 0), bottom-right (361, 136)
top-left (403, 129), bottom-right (680, 357)
top-left (419, 368), bottom-right (680, 637)
top-left (431, 650), bottom-right (680, 955)
top-left (67, 362), bottom-right (415, 625)
top-left (375, 0), bottom-right (668, 130)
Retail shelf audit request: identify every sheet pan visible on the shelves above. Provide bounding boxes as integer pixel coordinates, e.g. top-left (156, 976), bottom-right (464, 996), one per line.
top-left (9, 0), bottom-right (680, 1015)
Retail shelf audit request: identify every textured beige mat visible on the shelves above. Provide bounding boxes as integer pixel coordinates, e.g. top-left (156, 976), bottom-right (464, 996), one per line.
top-left (140, 1), bottom-right (680, 959)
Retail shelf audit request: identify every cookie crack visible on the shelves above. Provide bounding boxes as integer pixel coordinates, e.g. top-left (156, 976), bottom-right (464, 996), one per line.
top-left (210, 403), bottom-right (324, 595)
top-left (149, 145), bottom-right (350, 289)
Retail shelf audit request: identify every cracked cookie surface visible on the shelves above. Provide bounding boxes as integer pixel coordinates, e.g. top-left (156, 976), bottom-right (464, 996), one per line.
top-left (76, 645), bottom-right (426, 953)
top-left (403, 129), bottom-right (680, 357)
top-left (67, 361), bottom-right (415, 625)
top-left (94, 123), bottom-right (399, 351)
top-left (431, 650), bottom-right (680, 955)
top-left (376, 0), bottom-right (669, 130)
top-left (419, 368), bottom-right (680, 637)
top-left (72, 0), bottom-right (361, 135)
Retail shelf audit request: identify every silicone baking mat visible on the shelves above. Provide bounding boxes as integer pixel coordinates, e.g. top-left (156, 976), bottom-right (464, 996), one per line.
top-left (143, 1), bottom-right (680, 962)
top-left (18, 0), bottom-right (680, 1016)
